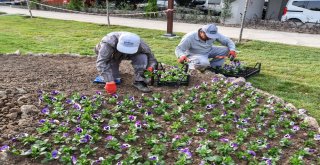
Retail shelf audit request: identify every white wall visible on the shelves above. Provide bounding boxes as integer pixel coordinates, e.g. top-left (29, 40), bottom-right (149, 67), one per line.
top-left (222, 0), bottom-right (265, 24)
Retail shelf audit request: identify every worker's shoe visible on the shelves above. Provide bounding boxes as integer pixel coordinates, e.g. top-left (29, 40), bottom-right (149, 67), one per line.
top-left (133, 81), bottom-right (151, 93)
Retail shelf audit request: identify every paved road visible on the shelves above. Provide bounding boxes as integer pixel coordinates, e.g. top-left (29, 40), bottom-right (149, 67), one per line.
top-left (1, 6), bottom-right (320, 48)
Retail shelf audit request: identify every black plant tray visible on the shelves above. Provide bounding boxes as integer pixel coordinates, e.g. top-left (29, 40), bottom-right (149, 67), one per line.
top-left (208, 63), bottom-right (261, 78)
top-left (154, 62), bottom-right (190, 87)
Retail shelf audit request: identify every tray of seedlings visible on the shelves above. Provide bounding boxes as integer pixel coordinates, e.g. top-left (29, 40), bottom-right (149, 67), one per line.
top-left (144, 62), bottom-right (190, 86)
top-left (207, 60), bottom-right (261, 78)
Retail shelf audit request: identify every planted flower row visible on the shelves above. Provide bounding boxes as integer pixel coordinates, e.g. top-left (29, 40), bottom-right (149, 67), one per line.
top-left (1, 76), bottom-right (319, 164)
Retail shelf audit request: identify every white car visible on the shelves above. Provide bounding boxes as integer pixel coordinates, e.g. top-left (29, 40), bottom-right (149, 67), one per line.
top-left (281, 0), bottom-right (320, 23)
top-left (195, 0), bottom-right (222, 15)
top-left (137, 0), bottom-right (177, 10)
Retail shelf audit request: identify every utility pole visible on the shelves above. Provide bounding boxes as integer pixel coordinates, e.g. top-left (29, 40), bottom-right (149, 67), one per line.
top-left (238, 0), bottom-right (249, 43)
top-left (106, 0), bottom-right (110, 26)
top-left (164, 0), bottom-right (175, 37)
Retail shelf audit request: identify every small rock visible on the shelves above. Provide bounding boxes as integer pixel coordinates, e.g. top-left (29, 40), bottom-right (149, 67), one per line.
top-left (5, 112), bottom-right (18, 120)
top-left (4, 89), bottom-right (12, 94)
top-left (0, 152), bottom-right (8, 161)
top-left (5, 103), bottom-right (14, 108)
top-left (285, 103), bottom-right (297, 111)
top-left (9, 108), bottom-right (20, 113)
top-left (20, 105), bottom-right (39, 117)
top-left (0, 91), bottom-right (6, 100)
top-left (231, 77), bottom-right (246, 86)
top-left (15, 88), bottom-right (27, 94)
top-left (14, 49), bottom-right (21, 55)
top-left (318, 128), bottom-right (320, 134)
top-left (304, 116), bottom-right (320, 129)
top-left (17, 95), bottom-right (29, 105)
top-left (18, 118), bottom-right (32, 126)
top-left (0, 137), bottom-right (4, 143)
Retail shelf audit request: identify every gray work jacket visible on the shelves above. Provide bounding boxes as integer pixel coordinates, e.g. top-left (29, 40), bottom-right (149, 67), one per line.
top-left (95, 32), bottom-right (157, 82)
top-left (175, 30), bottom-right (236, 58)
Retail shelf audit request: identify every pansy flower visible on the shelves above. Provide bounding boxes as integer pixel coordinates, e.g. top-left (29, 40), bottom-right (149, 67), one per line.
top-left (41, 107), bottom-right (50, 115)
top-left (145, 111), bottom-right (152, 116)
top-left (128, 115), bottom-right (137, 121)
top-left (179, 147), bottom-right (192, 159)
top-left (106, 135), bottom-right (114, 141)
top-left (112, 94), bottom-right (119, 99)
top-left (172, 135), bottom-right (181, 142)
top-left (230, 142), bottom-right (239, 150)
top-left (314, 134), bottom-right (320, 141)
top-left (284, 134), bottom-right (291, 139)
top-left (51, 150), bottom-right (59, 159)
top-left (149, 155), bottom-right (158, 161)
top-left (292, 126), bottom-right (300, 132)
top-left (0, 145), bottom-right (9, 152)
top-left (75, 126), bottom-right (83, 134)
top-left (121, 143), bottom-right (131, 149)
top-left (93, 157), bottom-right (105, 164)
top-left (304, 147), bottom-right (316, 154)
top-left (129, 96), bottom-right (135, 101)
top-left (219, 138), bottom-right (229, 143)
top-left (211, 77), bottom-right (220, 82)
top-left (206, 104), bottom-right (214, 110)
top-left (73, 103), bottom-right (81, 110)
top-left (135, 121), bottom-right (142, 129)
top-left (136, 103), bottom-right (143, 109)
top-left (72, 155), bottom-right (77, 164)
top-left (39, 119), bottom-right (46, 124)
top-left (196, 128), bottom-right (207, 133)
top-left (95, 91), bottom-right (102, 95)
top-left (103, 125), bottom-right (111, 131)
top-left (248, 150), bottom-right (256, 157)
top-left (51, 90), bottom-right (60, 95)
top-left (63, 133), bottom-right (69, 138)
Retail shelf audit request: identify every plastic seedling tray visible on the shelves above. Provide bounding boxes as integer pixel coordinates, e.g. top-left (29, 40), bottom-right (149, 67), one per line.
top-left (154, 62), bottom-right (190, 87)
top-left (209, 63), bottom-right (261, 79)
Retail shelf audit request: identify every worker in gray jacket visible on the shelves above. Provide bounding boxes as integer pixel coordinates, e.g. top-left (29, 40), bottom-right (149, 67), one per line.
top-left (94, 32), bottom-right (157, 94)
top-left (175, 24), bottom-right (237, 71)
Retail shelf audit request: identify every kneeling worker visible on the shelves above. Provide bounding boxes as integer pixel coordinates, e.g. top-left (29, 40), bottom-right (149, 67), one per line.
top-left (94, 32), bottom-right (158, 94)
top-left (175, 24), bottom-right (237, 71)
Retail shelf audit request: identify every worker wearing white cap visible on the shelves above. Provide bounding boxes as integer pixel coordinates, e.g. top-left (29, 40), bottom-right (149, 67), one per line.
top-left (175, 24), bottom-right (236, 71)
top-left (94, 32), bottom-right (158, 94)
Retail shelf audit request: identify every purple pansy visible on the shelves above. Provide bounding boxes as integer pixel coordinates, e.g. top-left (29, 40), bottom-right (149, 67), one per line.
top-left (51, 90), bottom-right (60, 95)
top-left (135, 121), bottom-right (142, 129)
top-left (73, 103), bottom-right (81, 110)
top-left (230, 142), bottom-right (238, 150)
top-left (206, 104), bottom-right (214, 110)
top-left (149, 155), bottom-right (158, 161)
top-left (121, 143), bottom-right (131, 149)
top-left (39, 119), bottom-right (46, 124)
top-left (72, 155), bottom-right (77, 164)
top-left (284, 134), bottom-right (291, 139)
top-left (179, 147), bottom-right (192, 159)
top-left (314, 134), bottom-right (320, 141)
top-left (248, 150), bottom-right (256, 157)
top-left (75, 126), bottom-right (83, 134)
top-left (96, 91), bottom-right (102, 95)
top-left (63, 133), bottom-right (69, 137)
top-left (106, 135), bottom-right (114, 141)
top-left (304, 147), bottom-right (316, 154)
top-left (128, 115), bottom-right (137, 121)
top-left (41, 107), bottom-right (50, 115)
top-left (66, 99), bottom-right (73, 104)
top-left (51, 150), bottom-right (59, 159)
top-left (0, 145), bottom-right (9, 152)
top-left (219, 138), bottom-right (229, 143)
top-left (136, 103), bottom-right (143, 109)
top-left (112, 94), bottom-right (119, 99)
top-left (292, 126), bottom-right (300, 132)
top-left (129, 96), bottom-right (135, 101)
top-left (196, 128), bottom-right (207, 133)
top-left (103, 125), bottom-right (111, 131)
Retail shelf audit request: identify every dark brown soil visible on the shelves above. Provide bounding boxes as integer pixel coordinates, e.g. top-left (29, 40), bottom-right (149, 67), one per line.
top-left (0, 54), bottom-right (213, 165)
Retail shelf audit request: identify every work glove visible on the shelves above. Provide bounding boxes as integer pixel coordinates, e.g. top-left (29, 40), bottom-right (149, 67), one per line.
top-left (105, 81), bottom-right (117, 95)
top-left (229, 50), bottom-right (237, 61)
top-left (177, 55), bottom-right (189, 63)
top-left (147, 67), bottom-right (153, 72)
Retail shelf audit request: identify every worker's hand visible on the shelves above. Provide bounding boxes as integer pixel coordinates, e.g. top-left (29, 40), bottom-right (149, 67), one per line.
top-left (105, 81), bottom-right (117, 95)
top-left (229, 51), bottom-right (237, 61)
top-left (177, 55), bottom-right (189, 63)
top-left (147, 67), bottom-right (153, 72)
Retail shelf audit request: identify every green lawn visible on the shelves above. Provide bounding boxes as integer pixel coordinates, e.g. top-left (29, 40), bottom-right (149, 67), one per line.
top-left (0, 15), bottom-right (319, 121)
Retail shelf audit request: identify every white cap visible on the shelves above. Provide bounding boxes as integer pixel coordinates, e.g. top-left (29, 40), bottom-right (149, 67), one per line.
top-left (201, 24), bottom-right (218, 39)
top-left (117, 32), bottom-right (140, 54)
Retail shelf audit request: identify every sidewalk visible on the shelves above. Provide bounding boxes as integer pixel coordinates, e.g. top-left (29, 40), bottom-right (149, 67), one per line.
top-left (1, 6), bottom-right (320, 48)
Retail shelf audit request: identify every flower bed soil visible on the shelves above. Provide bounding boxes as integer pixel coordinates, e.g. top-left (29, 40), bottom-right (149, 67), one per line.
top-left (0, 54), bottom-right (319, 165)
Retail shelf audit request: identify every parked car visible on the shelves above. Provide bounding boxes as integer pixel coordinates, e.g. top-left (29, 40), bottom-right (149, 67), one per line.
top-left (137, 0), bottom-right (177, 10)
top-left (194, 0), bottom-right (222, 15)
top-left (281, 0), bottom-right (320, 23)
